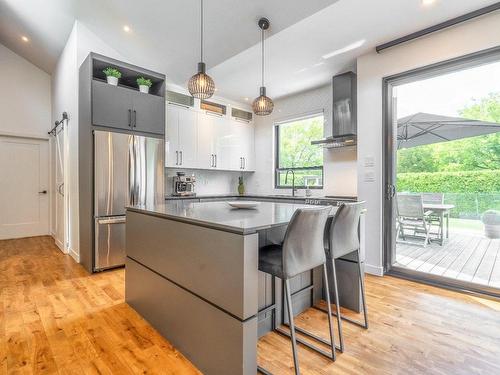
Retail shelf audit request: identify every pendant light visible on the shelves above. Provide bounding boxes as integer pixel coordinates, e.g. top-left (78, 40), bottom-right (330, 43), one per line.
top-left (252, 18), bottom-right (274, 116)
top-left (188, 0), bottom-right (215, 99)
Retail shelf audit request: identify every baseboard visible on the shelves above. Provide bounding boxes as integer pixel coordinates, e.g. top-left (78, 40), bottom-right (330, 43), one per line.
top-left (364, 263), bottom-right (384, 276)
top-left (69, 248), bottom-right (80, 263)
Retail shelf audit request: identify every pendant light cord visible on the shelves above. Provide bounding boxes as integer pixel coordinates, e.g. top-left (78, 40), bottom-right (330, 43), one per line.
top-left (261, 27), bottom-right (264, 87)
top-left (200, 0), bottom-right (204, 62)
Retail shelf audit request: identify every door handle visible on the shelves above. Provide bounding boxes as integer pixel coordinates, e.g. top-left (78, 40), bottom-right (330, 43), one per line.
top-left (38, 190), bottom-right (47, 194)
top-left (179, 151), bottom-right (183, 165)
top-left (133, 110), bottom-right (137, 128)
top-left (128, 109), bottom-right (131, 127)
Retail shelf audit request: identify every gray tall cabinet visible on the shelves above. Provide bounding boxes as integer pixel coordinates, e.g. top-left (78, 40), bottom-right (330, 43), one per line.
top-left (79, 53), bottom-right (166, 273)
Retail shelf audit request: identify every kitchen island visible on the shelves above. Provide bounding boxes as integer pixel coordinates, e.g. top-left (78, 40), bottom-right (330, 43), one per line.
top-left (125, 201), bottom-right (337, 374)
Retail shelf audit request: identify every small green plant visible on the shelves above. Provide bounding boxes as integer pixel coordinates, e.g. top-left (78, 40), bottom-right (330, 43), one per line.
top-left (137, 77), bottom-right (152, 87)
top-left (103, 67), bottom-right (122, 78)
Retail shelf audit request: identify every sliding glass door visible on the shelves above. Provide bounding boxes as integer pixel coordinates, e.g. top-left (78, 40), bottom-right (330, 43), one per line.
top-left (383, 47), bottom-right (500, 298)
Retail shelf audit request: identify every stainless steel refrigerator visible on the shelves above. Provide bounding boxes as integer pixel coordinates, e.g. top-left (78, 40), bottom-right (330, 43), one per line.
top-left (94, 130), bottom-right (164, 271)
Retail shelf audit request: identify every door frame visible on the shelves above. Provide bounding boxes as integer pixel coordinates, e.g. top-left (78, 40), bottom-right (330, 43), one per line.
top-left (382, 45), bottom-right (500, 299)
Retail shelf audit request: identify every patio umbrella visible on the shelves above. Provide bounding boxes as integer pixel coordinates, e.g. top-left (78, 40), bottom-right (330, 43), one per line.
top-left (397, 112), bottom-right (500, 149)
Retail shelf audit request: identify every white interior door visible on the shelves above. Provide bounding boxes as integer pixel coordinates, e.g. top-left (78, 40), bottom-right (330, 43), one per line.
top-left (0, 136), bottom-right (49, 239)
top-left (53, 124), bottom-right (68, 252)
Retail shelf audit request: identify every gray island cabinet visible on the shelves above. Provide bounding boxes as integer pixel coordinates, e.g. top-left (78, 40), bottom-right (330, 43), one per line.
top-left (125, 201), bottom-right (337, 374)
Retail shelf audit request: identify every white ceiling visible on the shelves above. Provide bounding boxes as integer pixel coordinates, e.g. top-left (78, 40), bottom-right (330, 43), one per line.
top-left (0, 0), bottom-right (498, 103)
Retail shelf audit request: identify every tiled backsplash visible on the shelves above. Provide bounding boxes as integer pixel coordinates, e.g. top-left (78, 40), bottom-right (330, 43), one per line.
top-left (165, 168), bottom-right (251, 196)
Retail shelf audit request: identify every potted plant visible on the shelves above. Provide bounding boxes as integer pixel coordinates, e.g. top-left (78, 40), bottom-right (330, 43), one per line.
top-left (482, 210), bottom-right (500, 239)
top-left (137, 77), bottom-right (152, 94)
top-left (237, 175), bottom-right (245, 196)
top-left (103, 67), bottom-right (121, 86)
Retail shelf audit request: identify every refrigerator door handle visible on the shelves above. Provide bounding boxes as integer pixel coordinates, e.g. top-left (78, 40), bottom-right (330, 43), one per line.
top-left (97, 216), bottom-right (126, 225)
top-left (128, 136), bottom-right (136, 206)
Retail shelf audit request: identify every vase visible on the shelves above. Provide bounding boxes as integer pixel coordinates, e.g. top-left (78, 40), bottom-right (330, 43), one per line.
top-left (238, 183), bottom-right (245, 196)
top-left (139, 84), bottom-right (149, 94)
top-left (106, 76), bottom-right (118, 86)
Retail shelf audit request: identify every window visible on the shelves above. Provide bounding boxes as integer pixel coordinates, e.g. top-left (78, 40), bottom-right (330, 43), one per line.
top-left (275, 113), bottom-right (324, 189)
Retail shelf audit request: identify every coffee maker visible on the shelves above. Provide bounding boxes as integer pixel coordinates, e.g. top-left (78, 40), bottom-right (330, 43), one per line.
top-left (172, 172), bottom-right (196, 196)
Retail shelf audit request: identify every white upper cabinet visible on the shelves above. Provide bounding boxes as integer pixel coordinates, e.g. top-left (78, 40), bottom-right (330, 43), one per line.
top-left (197, 112), bottom-right (215, 169)
top-left (167, 102), bottom-right (255, 171)
top-left (166, 104), bottom-right (197, 168)
top-left (232, 120), bottom-right (255, 171)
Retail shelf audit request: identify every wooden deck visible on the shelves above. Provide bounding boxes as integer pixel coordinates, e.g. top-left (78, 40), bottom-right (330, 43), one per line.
top-left (396, 232), bottom-right (500, 288)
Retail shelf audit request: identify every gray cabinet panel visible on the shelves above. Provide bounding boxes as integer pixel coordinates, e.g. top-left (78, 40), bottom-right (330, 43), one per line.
top-left (132, 91), bottom-right (165, 135)
top-left (92, 80), bottom-right (132, 130)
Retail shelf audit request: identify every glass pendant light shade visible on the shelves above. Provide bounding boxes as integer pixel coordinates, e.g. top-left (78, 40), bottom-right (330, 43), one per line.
top-left (188, 0), bottom-right (215, 99)
top-left (188, 62), bottom-right (215, 99)
top-left (252, 86), bottom-right (274, 116)
top-left (253, 18), bottom-right (273, 116)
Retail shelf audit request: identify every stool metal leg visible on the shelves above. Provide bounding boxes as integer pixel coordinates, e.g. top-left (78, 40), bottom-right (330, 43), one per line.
top-left (356, 249), bottom-right (369, 329)
top-left (315, 249), bottom-right (369, 329)
top-left (330, 257), bottom-right (345, 352)
top-left (322, 263), bottom-right (337, 361)
top-left (284, 279), bottom-right (300, 375)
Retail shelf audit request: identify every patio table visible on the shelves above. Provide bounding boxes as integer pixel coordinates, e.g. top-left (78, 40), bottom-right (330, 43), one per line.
top-left (423, 203), bottom-right (455, 245)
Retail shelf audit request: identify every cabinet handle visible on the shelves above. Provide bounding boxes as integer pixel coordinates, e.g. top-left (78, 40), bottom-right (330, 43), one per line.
top-left (243, 157), bottom-right (246, 169)
top-left (133, 110), bottom-right (137, 128)
top-left (210, 154), bottom-right (213, 167)
top-left (240, 157), bottom-right (243, 169)
top-left (176, 151), bottom-right (179, 165)
top-left (179, 151), bottom-right (183, 165)
top-left (128, 109), bottom-right (132, 127)
top-left (214, 154), bottom-right (217, 168)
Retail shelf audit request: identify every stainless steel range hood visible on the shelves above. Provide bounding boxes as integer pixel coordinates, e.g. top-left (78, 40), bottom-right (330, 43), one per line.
top-left (312, 71), bottom-right (357, 148)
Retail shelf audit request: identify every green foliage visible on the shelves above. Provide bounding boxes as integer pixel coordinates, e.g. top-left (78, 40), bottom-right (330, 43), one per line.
top-left (137, 76), bottom-right (152, 87)
top-left (397, 170), bottom-right (500, 193)
top-left (460, 92), bottom-right (500, 123)
top-left (278, 116), bottom-right (323, 169)
top-left (103, 67), bottom-right (121, 78)
top-left (397, 92), bottom-right (500, 173)
top-left (276, 115), bottom-right (324, 187)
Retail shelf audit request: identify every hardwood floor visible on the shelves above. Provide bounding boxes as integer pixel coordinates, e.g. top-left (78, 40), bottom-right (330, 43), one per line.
top-left (396, 233), bottom-right (500, 288)
top-left (1, 236), bottom-right (500, 374)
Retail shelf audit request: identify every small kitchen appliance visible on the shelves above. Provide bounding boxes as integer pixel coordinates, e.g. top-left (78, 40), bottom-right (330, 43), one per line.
top-left (173, 172), bottom-right (196, 196)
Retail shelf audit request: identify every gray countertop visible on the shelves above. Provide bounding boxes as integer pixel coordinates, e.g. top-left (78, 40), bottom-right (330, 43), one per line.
top-left (127, 200), bottom-right (336, 235)
top-left (165, 193), bottom-right (357, 202)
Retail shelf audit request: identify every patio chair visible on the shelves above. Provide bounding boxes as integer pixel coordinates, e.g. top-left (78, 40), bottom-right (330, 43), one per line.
top-left (396, 193), bottom-right (434, 247)
top-left (422, 193), bottom-right (444, 237)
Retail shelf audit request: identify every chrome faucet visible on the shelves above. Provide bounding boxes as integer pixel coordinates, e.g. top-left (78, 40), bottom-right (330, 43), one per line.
top-left (284, 169), bottom-right (297, 197)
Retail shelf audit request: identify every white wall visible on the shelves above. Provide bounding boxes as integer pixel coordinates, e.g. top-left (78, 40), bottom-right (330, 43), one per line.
top-left (247, 84), bottom-right (357, 197)
top-left (357, 12), bottom-right (500, 275)
top-left (0, 43), bottom-right (51, 138)
top-left (50, 21), bottom-right (130, 261)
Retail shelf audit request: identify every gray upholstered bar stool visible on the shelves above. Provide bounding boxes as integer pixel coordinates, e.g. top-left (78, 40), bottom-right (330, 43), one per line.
top-left (319, 201), bottom-right (369, 353)
top-left (257, 206), bottom-right (335, 375)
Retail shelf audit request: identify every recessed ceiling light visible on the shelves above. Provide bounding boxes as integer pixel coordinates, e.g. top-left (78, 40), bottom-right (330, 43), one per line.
top-left (322, 39), bottom-right (366, 60)
top-left (422, 0), bottom-right (436, 6)
top-left (123, 25), bottom-right (131, 32)
top-left (21, 36), bottom-right (29, 42)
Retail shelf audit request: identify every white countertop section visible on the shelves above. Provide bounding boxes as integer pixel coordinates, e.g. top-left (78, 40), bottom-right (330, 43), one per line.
top-left (127, 201), bottom-right (335, 234)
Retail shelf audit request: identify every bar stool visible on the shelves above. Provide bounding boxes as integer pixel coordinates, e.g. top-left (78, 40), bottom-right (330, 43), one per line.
top-left (318, 202), bottom-right (369, 353)
top-left (257, 206), bottom-right (335, 375)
